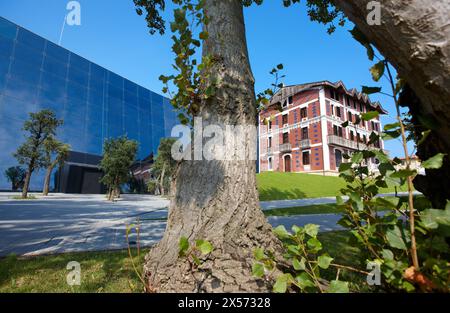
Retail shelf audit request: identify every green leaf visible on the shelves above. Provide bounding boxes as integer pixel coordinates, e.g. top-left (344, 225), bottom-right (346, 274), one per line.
top-left (273, 274), bottom-right (291, 293)
top-left (295, 272), bottom-right (315, 290)
top-left (383, 122), bottom-right (400, 131)
top-left (273, 225), bottom-right (290, 239)
top-left (361, 110), bottom-right (379, 121)
top-left (341, 121), bottom-right (349, 128)
top-left (390, 169), bottom-right (416, 178)
top-left (195, 239), bottom-right (213, 254)
top-left (386, 225), bottom-right (410, 250)
top-left (291, 225), bottom-right (303, 234)
top-left (376, 196), bottom-right (400, 209)
top-left (351, 152), bottom-right (363, 163)
top-left (349, 27), bottom-right (374, 61)
top-left (179, 236), bottom-right (189, 256)
top-left (381, 249), bottom-right (394, 260)
top-left (276, 63), bottom-right (284, 70)
top-left (422, 153), bottom-right (445, 169)
top-left (370, 61), bottom-right (385, 82)
top-left (317, 255), bottom-right (333, 269)
top-left (304, 224), bottom-right (319, 237)
top-left (417, 130), bottom-right (431, 146)
top-left (361, 86), bottom-right (382, 95)
top-left (307, 237), bottom-right (322, 252)
top-left (292, 257), bottom-right (306, 271)
top-left (253, 248), bottom-right (266, 261)
top-left (252, 262), bottom-right (265, 278)
top-left (421, 207), bottom-right (450, 230)
top-left (339, 162), bottom-right (353, 172)
top-left (328, 280), bottom-right (349, 293)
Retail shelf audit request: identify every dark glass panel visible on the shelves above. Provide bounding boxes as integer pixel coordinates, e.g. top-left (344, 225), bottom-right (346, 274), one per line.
top-left (0, 17), bottom-right (17, 40)
top-left (107, 83), bottom-right (123, 100)
top-left (90, 63), bottom-right (106, 81)
top-left (150, 92), bottom-right (164, 125)
top-left (42, 56), bottom-right (68, 78)
top-left (0, 35), bottom-right (14, 58)
top-left (65, 97), bottom-right (87, 119)
top-left (85, 119), bottom-right (103, 139)
top-left (124, 90), bottom-right (138, 108)
top-left (68, 67), bottom-right (89, 86)
top-left (69, 53), bottom-right (90, 72)
top-left (138, 85), bottom-right (150, 100)
top-left (84, 134), bottom-right (103, 155)
top-left (138, 97), bottom-right (151, 112)
top-left (124, 79), bottom-right (137, 94)
top-left (107, 71), bottom-right (123, 88)
top-left (88, 89), bottom-right (104, 107)
top-left (13, 41), bottom-right (43, 67)
top-left (45, 41), bottom-right (69, 63)
top-left (38, 83), bottom-right (66, 104)
top-left (9, 59), bottom-right (41, 85)
top-left (66, 80), bottom-right (88, 102)
top-left (17, 28), bottom-right (45, 52)
top-left (0, 94), bottom-right (37, 121)
top-left (4, 77), bottom-right (39, 102)
top-left (36, 100), bottom-right (64, 116)
top-left (89, 77), bottom-right (104, 94)
top-left (40, 71), bottom-right (66, 92)
top-left (86, 102), bottom-right (104, 124)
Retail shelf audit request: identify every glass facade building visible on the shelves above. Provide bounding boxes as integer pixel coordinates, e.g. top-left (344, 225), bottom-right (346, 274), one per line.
top-left (0, 16), bottom-right (178, 191)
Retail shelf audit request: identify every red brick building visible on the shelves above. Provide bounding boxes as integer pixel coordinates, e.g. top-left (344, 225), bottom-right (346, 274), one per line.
top-left (258, 81), bottom-right (387, 175)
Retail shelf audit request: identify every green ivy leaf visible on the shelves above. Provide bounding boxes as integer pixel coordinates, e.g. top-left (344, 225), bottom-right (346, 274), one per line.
top-left (361, 86), bottom-right (382, 95)
top-left (253, 248), bottom-right (266, 261)
top-left (273, 273), bottom-right (291, 293)
top-left (307, 237), bottom-right (322, 252)
top-left (304, 224), bottom-right (319, 237)
top-left (317, 255), bottom-right (333, 269)
top-left (179, 236), bottom-right (189, 256)
top-left (273, 225), bottom-right (290, 239)
top-left (328, 280), bottom-right (349, 293)
top-left (252, 262), bottom-right (265, 278)
top-left (195, 239), bottom-right (213, 254)
top-left (370, 61), bottom-right (385, 82)
top-left (295, 272), bottom-right (315, 290)
top-left (386, 225), bottom-right (410, 250)
top-left (390, 169), bottom-right (416, 178)
top-left (361, 110), bottom-right (379, 121)
top-left (292, 257), bottom-right (306, 271)
top-left (422, 153), bottom-right (445, 169)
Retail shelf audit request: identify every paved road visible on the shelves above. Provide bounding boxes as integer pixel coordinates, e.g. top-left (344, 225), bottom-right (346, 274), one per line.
top-left (0, 193), bottom-right (169, 257)
top-left (3, 191), bottom-right (409, 256)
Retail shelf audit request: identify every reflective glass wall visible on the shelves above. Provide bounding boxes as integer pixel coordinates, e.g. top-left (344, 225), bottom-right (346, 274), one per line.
top-left (0, 17), bottom-right (178, 190)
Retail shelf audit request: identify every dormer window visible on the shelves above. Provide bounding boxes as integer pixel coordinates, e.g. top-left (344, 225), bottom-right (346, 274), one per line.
top-left (288, 96), bottom-right (293, 105)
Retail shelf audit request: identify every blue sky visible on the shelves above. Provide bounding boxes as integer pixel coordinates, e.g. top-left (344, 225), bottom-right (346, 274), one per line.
top-left (0, 0), bottom-right (411, 157)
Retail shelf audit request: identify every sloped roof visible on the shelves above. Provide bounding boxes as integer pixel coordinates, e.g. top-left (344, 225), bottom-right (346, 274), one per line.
top-left (269, 80), bottom-right (388, 114)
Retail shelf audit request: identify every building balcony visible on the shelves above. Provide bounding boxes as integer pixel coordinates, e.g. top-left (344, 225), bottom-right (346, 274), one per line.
top-left (279, 143), bottom-right (292, 153)
top-left (299, 139), bottom-right (311, 149)
top-left (327, 135), bottom-right (368, 150)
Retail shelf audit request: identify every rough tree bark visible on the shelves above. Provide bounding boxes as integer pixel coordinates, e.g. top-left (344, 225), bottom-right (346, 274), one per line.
top-left (143, 0), bottom-right (281, 292)
top-left (333, 0), bottom-right (450, 208)
top-left (21, 165), bottom-right (33, 199)
top-left (42, 160), bottom-right (58, 196)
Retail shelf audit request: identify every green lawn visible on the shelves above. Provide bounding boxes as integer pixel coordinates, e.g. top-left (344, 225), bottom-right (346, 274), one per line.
top-left (0, 249), bottom-right (149, 293)
top-left (257, 172), bottom-right (407, 201)
top-left (0, 232), bottom-right (366, 293)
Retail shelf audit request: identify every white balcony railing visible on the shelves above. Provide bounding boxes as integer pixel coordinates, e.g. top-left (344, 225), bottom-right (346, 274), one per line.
top-left (279, 143), bottom-right (292, 152)
top-left (299, 139), bottom-right (311, 149)
top-left (327, 135), bottom-right (367, 150)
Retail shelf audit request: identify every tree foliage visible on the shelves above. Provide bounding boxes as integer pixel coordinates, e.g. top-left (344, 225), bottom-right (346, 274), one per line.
top-left (4, 166), bottom-right (26, 191)
top-left (151, 138), bottom-right (178, 194)
top-left (13, 109), bottom-right (63, 198)
top-left (100, 136), bottom-right (138, 200)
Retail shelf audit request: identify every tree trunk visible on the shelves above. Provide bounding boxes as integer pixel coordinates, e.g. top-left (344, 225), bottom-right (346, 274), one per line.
top-left (333, 0), bottom-right (450, 207)
top-left (21, 168), bottom-right (32, 199)
top-left (43, 161), bottom-right (57, 196)
top-left (159, 163), bottom-right (166, 196)
top-left (143, 0), bottom-right (281, 292)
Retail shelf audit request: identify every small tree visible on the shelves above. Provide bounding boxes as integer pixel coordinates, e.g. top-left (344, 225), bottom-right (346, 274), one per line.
top-left (42, 137), bottom-right (70, 196)
top-left (152, 138), bottom-right (177, 195)
top-left (100, 136), bottom-right (138, 201)
top-left (4, 166), bottom-right (26, 191)
top-left (14, 110), bottom-right (63, 198)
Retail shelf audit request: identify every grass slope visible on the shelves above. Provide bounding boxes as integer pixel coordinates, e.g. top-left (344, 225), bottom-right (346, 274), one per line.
top-left (257, 172), bottom-right (407, 201)
top-left (0, 249), bottom-right (149, 293)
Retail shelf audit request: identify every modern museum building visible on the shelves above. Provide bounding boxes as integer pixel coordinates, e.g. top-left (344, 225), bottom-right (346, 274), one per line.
top-left (0, 16), bottom-right (178, 193)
